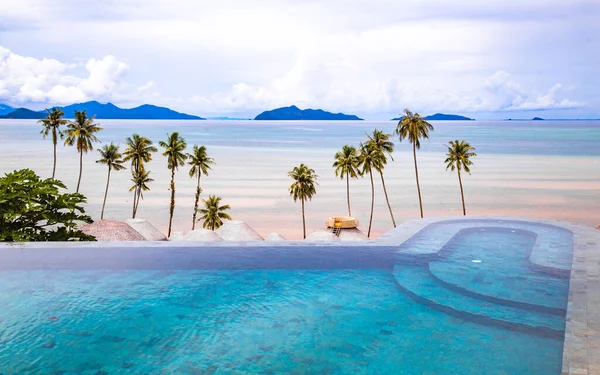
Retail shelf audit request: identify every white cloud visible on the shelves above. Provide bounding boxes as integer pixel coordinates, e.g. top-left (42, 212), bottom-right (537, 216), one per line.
top-left (0, 46), bottom-right (130, 106)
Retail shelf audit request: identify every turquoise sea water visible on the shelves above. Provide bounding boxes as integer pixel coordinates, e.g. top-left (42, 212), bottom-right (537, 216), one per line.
top-left (0, 222), bottom-right (573, 374)
top-left (1, 119), bottom-right (600, 156)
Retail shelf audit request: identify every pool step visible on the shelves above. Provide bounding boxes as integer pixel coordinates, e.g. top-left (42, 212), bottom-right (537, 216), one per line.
top-left (392, 264), bottom-right (565, 339)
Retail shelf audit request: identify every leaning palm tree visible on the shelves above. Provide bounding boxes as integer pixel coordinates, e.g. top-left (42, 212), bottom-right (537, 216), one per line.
top-left (159, 132), bottom-right (188, 237)
top-left (198, 195), bottom-right (232, 230)
top-left (64, 110), bottom-right (103, 193)
top-left (129, 167), bottom-right (154, 218)
top-left (123, 134), bottom-right (157, 216)
top-left (96, 143), bottom-right (126, 220)
top-left (188, 145), bottom-right (215, 230)
top-left (332, 145), bottom-right (360, 216)
top-left (445, 140), bottom-right (477, 216)
top-left (357, 142), bottom-right (383, 238)
top-left (394, 108), bottom-right (434, 218)
top-left (288, 163), bottom-right (318, 239)
top-left (38, 107), bottom-right (68, 179)
top-left (367, 129), bottom-right (396, 227)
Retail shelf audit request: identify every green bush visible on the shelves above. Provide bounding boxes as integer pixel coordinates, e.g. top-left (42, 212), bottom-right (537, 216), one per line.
top-left (0, 169), bottom-right (96, 241)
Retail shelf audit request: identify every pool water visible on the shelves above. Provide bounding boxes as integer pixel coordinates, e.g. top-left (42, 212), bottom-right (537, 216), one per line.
top-left (0, 221), bottom-right (573, 374)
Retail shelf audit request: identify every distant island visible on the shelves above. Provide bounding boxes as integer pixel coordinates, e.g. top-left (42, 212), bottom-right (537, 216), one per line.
top-left (0, 101), bottom-right (204, 120)
top-left (0, 103), bottom-right (15, 116)
top-left (391, 113), bottom-right (474, 121)
top-left (207, 116), bottom-right (252, 120)
top-left (255, 105), bottom-right (363, 121)
top-left (532, 117), bottom-right (544, 121)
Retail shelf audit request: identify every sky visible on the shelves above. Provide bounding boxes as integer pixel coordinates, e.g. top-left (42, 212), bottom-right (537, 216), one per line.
top-left (0, 0), bottom-right (599, 120)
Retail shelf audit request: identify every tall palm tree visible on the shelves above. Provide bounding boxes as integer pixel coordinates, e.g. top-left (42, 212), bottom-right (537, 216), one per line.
top-left (159, 132), bottom-right (188, 237)
top-left (123, 134), bottom-right (157, 216)
top-left (357, 142), bottom-right (383, 238)
top-left (394, 108), bottom-right (434, 218)
top-left (288, 163), bottom-right (318, 239)
top-left (198, 195), bottom-right (232, 230)
top-left (367, 129), bottom-right (396, 227)
top-left (188, 145), bottom-right (215, 230)
top-left (445, 140), bottom-right (477, 216)
top-left (64, 110), bottom-right (103, 193)
top-left (129, 167), bottom-right (154, 218)
top-left (38, 107), bottom-right (68, 179)
top-left (332, 145), bottom-right (360, 216)
top-left (96, 143), bottom-right (126, 220)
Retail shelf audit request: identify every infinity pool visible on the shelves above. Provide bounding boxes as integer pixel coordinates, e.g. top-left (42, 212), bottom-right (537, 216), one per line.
top-left (0, 219), bottom-right (574, 374)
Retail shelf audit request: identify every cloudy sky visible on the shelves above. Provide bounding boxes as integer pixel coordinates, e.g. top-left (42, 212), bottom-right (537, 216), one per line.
top-left (1, 0), bottom-right (599, 119)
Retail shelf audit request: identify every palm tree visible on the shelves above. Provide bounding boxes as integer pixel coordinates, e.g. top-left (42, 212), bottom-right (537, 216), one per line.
top-left (394, 108), bottom-right (434, 218)
top-left (198, 195), bottom-right (232, 230)
top-left (332, 145), bottom-right (360, 216)
top-left (129, 167), bottom-right (154, 218)
top-left (96, 143), bottom-right (126, 220)
top-left (445, 140), bottom-right (477, 216)
top-left (357, 142), bottom-right (383, 238)
top-left (288, 163), bottom-right (318, 239)
top-left (123, 134), bottom-right (157, 217)
top-left (159, 132), bottom-right (188, 237)
top-left (188, 145), bottom-right (215, 230)
top-left (64, 110), bottom-right (103, 193)
top-left (38, 107), bottom-right (68, 179)
top-left (367, 129), bottom-right (396, 227)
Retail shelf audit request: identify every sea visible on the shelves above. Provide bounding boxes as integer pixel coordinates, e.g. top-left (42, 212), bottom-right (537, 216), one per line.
top-left (0, 119), bottom-right (598, 238)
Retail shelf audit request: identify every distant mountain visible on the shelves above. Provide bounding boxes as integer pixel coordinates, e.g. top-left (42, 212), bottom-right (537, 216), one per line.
top-left (532, 117), bottom-right (544, 121)
top-left (0, 103), bottom-right (15, 116)
top-left (0, 101), bottom-right (203, 120)
top-left (0, 108), bottom-right (46, 119)
top-left (255, 105), bottom-right (363, 120)
top-left (391, 113), bottom-right (474, 121)
top-left (55, 101), bottom-right (204, 120)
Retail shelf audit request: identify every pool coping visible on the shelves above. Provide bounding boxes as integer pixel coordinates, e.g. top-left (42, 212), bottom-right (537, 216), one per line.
top-left (1, 215), bottom-right (598, 374)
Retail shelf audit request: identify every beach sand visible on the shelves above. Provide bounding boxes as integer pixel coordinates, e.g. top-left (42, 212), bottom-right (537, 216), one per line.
top-left (1, 138), bottom-right (598, 240)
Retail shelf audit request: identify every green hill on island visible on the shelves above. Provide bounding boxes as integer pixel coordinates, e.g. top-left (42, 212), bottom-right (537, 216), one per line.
top-left (391, 113), bottom-right (474, 121)
top-left (255, 105), bottom-right (363, 120)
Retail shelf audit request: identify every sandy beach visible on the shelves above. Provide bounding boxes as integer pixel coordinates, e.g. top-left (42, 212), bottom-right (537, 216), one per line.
top-left (0, 119), bottom-right (599, 239)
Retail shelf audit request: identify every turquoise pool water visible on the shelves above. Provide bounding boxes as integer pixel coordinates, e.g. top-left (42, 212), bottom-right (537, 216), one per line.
top-left (0, 221), bottom-right (573, 374)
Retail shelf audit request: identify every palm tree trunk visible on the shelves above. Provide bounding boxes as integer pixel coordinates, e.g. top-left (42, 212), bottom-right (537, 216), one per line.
top-left (380, 171), bottom-right (396, 227)
top-left (132, 187), bottom-right (137, 218)
top-left (76, 150), bottom-right (83, 193)
top-left (167, 168), bottom-right (176, 237)
top-left (368, 169), bottom-right (374, 238)
top-left (101, 167), bottom-right (111, 220)
top-left (458, 169), bottom-right (466, 216)
top-left (413, 143), bottom-right (424, 218)
top-left (192, 173), bottom-right (201, 230)
top-left (52, 130), bottom-right (57, 179)
top-left (135, 186), bottom-right (142, 217)
top-left (301, 196), bottom-right (306, 239)
top-left (346, 172), bottom-right (351, 216)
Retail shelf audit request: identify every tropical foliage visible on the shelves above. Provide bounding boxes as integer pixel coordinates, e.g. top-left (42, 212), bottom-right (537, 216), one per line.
top-left (160, 132), bottom-right (188, 237)
top-left (0, 169), bottom-right (95, 241)
top-left (128, 167), bottom-right (154, 218)
top-left (366, 129), bottom-right (396, 227)
top-left (445, 140), bottom-right (477, 215)
top-left (123, 134), bottom-right (157, 218)
top-left (357, 142), bottom-right (383, 238)
top-left (38, 107), bottom-right (68, 179)
top-left (96, 143), bottom-right (126, 220)
top-left (394, 108), bottom-right (434, 218)
top-left (288, 163), bottom-right (318, 239)
top-left (188, 145), bottom-right (215, 230)
top-left (333, 145), bottom-right (360, 216)
top-left (64, 110), bottom-right (103, 193)
top-left (198, 195), bottom-right (231, 230)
